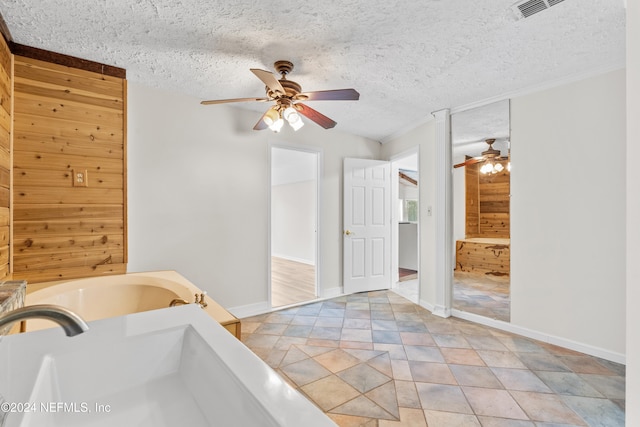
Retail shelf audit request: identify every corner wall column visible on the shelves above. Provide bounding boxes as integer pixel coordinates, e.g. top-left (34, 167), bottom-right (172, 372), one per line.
top-left (432, 109), bottom-right (452, 318)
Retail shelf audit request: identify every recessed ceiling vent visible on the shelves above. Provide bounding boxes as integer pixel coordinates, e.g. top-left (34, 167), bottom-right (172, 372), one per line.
top-left (511, 0), bottom-right (565, 19)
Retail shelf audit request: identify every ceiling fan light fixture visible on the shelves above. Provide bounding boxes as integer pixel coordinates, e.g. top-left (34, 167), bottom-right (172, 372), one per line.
top-left (270, 117), bottom-right (284, 132)
top-left (263, 108), bottom-right (284, 132)
top-left (283, 106), bottom-right (304, 131)
top-left (263, 107), bottom-right (279, 126)
top-left (494, 163), bottom-right (504, 172)
top-left (283, 106), bottom-right (298, 122)
top-left (201, 61), bottom-right (358, 131)
top-left (289, 118), bottom-right (305, 131)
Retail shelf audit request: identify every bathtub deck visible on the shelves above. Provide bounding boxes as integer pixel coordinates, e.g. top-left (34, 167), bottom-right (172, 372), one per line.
top-left (23, 271), bottom-right (242, 339)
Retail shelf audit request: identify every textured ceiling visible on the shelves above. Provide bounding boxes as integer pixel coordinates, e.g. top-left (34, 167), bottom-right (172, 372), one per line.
top-left (0, 0), bottom-right (626, 142)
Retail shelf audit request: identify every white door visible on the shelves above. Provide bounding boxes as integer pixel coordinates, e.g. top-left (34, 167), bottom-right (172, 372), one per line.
top-left (343, 158), bottom-right (391, 294)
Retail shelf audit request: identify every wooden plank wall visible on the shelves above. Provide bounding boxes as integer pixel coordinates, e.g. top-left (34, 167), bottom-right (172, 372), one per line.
top-left (465, 161), bottom-right (480, 237)
top-left (0, 36), bottom-right (10, 280)
top-left (465, 160), bottom-right (510, 238)
top-left (455, 239), bottom-right (510, 275)
top-left (12, 56), bottom-right (126, 282)
top-left (478, 162), bottom-right (510, 237)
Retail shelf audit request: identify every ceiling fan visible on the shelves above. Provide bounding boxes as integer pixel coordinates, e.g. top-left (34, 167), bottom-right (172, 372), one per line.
top-left (201, 60), bottom-right (359, 132)
top-left (453, 138), bottom-right (510, 174)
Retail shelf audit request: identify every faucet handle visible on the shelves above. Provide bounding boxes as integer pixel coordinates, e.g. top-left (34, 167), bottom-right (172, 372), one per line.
top-left (199, 292), bottom-right (208, 308)
top-left (194, 292), bottom-right (208, 308)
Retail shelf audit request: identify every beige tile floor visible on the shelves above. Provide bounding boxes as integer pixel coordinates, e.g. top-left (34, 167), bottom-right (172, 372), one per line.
top-left (242, 291), bottom-right (625, 426)
top-left (453, 271), bottom-right (511, 322)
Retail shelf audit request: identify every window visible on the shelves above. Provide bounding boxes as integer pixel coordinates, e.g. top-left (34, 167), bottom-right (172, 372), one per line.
top-left (401, 199), bottom-right (418, 222)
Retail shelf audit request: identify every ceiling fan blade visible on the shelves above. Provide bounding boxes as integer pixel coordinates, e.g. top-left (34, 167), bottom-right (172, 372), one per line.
top-left (250, 68), bottom-right (285, 95)
top-left (201, 97), bottom-right (269, 105)
top-left (253, 111), bottom-right (269, 131)
top-left (295, 103), bottom-right (337, 129)
top-left (453, 157), bottom-right (485, 169)
top-left (297, 89), bottom-right (360, 101)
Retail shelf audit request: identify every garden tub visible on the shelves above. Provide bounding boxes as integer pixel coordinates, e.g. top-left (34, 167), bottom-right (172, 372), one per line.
top-left (22, 271), bottom-right (240, 337)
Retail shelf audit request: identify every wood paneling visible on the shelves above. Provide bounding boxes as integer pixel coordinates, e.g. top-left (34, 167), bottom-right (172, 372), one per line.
top-left (10, 43), bottom-right (126, 79)
top-left (0, 35), bottom-right (10, 279)
top-left (13, 55), bottom-right (127, 283)
top-left (17, 263), bottom-right (127, 283)
top-left (455, 238), bottom-right (510, 276)
top-left (465, 160), bottom-right (510, 239)
top-left (460, 160), bottom-right (510, 276)
top-left (465, 161), bottom-right (480, 237)
top-left (478, 165), bottom-right (510, 237)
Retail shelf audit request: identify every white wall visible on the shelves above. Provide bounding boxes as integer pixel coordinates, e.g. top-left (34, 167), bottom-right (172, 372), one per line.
top-left (271, 180), bottom-right (316, 264)
top-left (626, 0), bottom-right (639, 422)
top-left (381, 121), bottom-right (437, 305)
top-left (127, 82), bottom-right (380, 310)
top-left (510, 69), bottom-right (626, 357)
top-left (382, 70), bottom-right (626, 359)
top-left (399, 181), bottom-right (418, 200)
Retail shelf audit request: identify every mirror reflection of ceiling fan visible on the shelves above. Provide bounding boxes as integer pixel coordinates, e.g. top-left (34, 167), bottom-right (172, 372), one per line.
top-left (200, 60), bottom-right (359, 132)
top-left (453, 138), bottom-right (510, 174)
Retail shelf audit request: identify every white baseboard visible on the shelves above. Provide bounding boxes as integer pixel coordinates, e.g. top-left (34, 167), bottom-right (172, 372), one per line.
top-left (419, 299), bottom-right (435, 313)
top-left (451, 309), bottom-right (626, 365)
top-left (228, 301), bottom-right (271, 319)
top-left (322, 286), bottom-right (343, 299)
top-left (271, 253), bottom-right (315, 266)
top-left (431, 304), bottom-right (452, 319)
top-left (228, 287), bottom-right (344, 318)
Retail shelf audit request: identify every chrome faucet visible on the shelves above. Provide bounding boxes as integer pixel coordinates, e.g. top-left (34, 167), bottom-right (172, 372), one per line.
top-left (0, 305), bottom-right (89, 337)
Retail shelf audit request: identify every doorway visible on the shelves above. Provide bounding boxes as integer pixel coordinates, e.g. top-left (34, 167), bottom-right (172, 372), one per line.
top-left (390, 150), bottom-right (420, 304)
top-left (270, 146), bottom-right (319, 308)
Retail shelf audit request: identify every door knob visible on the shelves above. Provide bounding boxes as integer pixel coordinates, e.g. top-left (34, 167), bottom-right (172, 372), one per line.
top-left (345, 230), bottom-right (352, 236)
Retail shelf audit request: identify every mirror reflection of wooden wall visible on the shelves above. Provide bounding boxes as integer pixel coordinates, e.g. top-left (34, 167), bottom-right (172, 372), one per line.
top-left (465, 160), bottom-right (510, 239)
top-left (452, 100), bottom-right (511, 278)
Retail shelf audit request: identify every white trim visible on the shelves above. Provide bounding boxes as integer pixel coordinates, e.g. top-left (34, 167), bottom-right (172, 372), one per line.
top-left (389, 147), bottom-right (421, 304)
top-left (232, 290), bottom-right (348, 318)
top-left (267, 144), bottom-right (273, 309)
top-left (452, 309), bottom-right (626, 365)
top-left (450, 63), bottom-right (625, 115)
top-left (432, 305), bottom-right (452, 318)
top-left (322, 286), bottom-right (343, 299)
top-left (227, 301), bottom-right (271, 319)
top-left (432, 109), bottom-right (453, 319)
top-left (271, 253), bottom-right (315, 266)
top-left (419, 299), bottom-right (435, 313)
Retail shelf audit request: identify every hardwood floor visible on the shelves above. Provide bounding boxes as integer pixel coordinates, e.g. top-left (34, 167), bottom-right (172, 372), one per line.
top-left (271, 257), bottom-right (316, 307)
top-left (399, 267), bottom-right (418, 282)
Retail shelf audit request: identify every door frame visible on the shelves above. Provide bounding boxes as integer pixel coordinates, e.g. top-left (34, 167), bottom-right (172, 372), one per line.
top-left (390, 147), bottom-right (421, 303)
top-left (268, 142), bottom-right (323, 308)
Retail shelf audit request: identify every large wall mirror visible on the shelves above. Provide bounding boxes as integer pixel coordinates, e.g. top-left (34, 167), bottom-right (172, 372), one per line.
top-left (451, 100), bottom-right (511, 322)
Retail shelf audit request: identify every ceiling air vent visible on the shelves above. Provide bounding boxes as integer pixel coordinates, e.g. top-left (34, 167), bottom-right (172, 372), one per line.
top-left (511, 0), bottom-right (565, 19)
